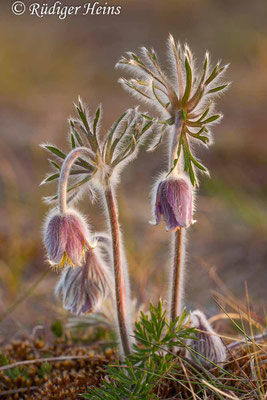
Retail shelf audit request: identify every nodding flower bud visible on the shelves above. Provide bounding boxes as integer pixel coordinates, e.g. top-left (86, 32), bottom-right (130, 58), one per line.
top-left (43, 208), bottom-right (93, 268)
top-left (154, 177), bottom-right (193, 231)
top-left (55, 249), bottom-right (112, 315)
top-left (186, 310), bottom-right (226, 366)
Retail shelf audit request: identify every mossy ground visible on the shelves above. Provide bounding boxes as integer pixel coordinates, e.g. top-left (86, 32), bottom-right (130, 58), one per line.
top-left (0, 335), bottom-right (266, 399)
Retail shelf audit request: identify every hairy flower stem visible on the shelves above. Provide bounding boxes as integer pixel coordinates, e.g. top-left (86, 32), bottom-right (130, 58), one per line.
top-left (168, 115), bottom-right (182, 171)
top-left (170, 228), bottom-right (184, 320)
top-left (58, 147), bottom-right (95, 214)
top-left (169, 116), bottom-right (185, 321)
top-left (58, 147), bottom-right (131, 356)
top-left (104, 185), bottom-right (132, 358)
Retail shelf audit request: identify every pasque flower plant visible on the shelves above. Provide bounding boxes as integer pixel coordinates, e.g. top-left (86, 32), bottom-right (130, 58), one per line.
top-left (117, 34), bottom-right (229, 361)
top-left (41, 35), bottom-right (229, 367)
top-left (41, 101), bottom-right (153, 358)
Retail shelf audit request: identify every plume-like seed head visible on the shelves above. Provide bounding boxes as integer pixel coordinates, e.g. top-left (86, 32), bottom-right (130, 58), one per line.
top-left (154, 177), bottom-right (193, 231)
top-left (43, 208), bottom-right (92, 268)
top-left (186, 310), bottom-right (226, 366)
top-left (55, 249), bottom-right (112, 315)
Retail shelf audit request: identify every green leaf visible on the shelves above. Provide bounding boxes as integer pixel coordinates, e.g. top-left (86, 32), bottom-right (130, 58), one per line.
top-left (208, 84), bottom-right (228, 94)
top-left (109, 120), bottom-right (130, 162)
top-left (41, 173), bottom-right (59, 184)
top-left (187, 53), bottom-right (208, 112)
top-left (187, 132), bottom-right (209, 144)
top-left (205, 64), bottom-right (219, 85)
top-left (203, 52), bottom-right (208, 75)
top-left (51, 320), bottom-right (63, 338)
top-left (183, 146), bottom-right (190, 172)
top-left (93, 107), bottom-right (101, 135)
top-left (181, 109), bottom-right (187, 121)
top-left (131, 53), bottom-right (144, 66)
top-left (44, 175), bottom-right (93, 202)
top-left (108, 111), bottom-right (127, 140)
top-left (43, 144), bottom-right (91, 173)
top-left (126, 80), bottom-right (151, 100)
top-left (141, 121), bottom-right (153, 134)
top-left (182, 57), bottom-right (192, 105)
top-left (188, 161), bottom-right (196, 186)
top-left (167, 135), bottom-right (182, 176)
top-left (196, 106), bottom-right (210, 122)
top-left (202, 114), bottom-right (221, 124)
top-left (190, 156), bottom-right (207, 171)
top-left (151, 49), bottom-right (158, 62)
top-left (167, 158), bottom-right (178, 176)
top-left (198, 136), bottom-right (209, 144)
top-left (43, 145), bottom-right (66, 160)
top-left (148, 127), bottom-right (165, 152)
top-left (68, 176), bottom-right (93, 192)
top-left (152, 81), bottom-right (166, 109)
top-left (141, 113), bottom-right (153, 121)
top-left (186, 127), bottom-right (210, 144)
top-left (49, 160), bottom-right (60, 170)
top-left (104, 111), bottom-right (128, 161)
top-left (72, 127), bottom-right (84, 146)
top-left (70, 133), bottom-right (76, 149)
top-left (76, 102), bottom-right (90, 131)
top-left (186, 120), bottom-right (202, 128)
top-left (182, 137), bottom-right (197, 185)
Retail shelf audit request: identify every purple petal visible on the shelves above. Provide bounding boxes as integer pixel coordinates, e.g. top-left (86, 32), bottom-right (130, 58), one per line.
top-left (169, 179), bottom-right (192, 228)
top-left (55, 250), bottom-right (112, 316)
top-left (65, 213), bottom-right (88, 265)
top-left (154, 178), bottom-right (193, 230)
top-left (44, 214), bottom-right (68, 264)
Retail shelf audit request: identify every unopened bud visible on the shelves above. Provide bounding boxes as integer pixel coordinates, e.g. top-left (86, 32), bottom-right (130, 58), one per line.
top-left (186, 310), bottom-right (226, 366)
top-left (43, 208), bottom-right (92, 268)
top-left (154, 177), bottom-right (193, 231)
top-left (55, 249), bottom-right (112, 315)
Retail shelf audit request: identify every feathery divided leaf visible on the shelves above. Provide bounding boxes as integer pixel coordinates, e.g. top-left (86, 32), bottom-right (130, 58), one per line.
top-left (85, 302), bottom-right (196, 399)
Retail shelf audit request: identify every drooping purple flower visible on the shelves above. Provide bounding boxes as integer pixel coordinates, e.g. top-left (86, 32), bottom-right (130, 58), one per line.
top-left (154, 177), bottom-right (193, 231)
top-left (43, 208), bottom-right (92, 268)
top-left (186, 310), bottom-right (226, 366)
top-left (55, 249), bottom-right (112, 315)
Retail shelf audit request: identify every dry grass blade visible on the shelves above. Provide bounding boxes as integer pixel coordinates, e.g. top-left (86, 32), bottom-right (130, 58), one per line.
top-left (201, 379), bottom-right (240, 400)
top-left (180, 358), bottom-right (199, 400)
top-left (245, 282), bottom-right (265, 398)
top-left (227, 332), bottom-right (267, 350)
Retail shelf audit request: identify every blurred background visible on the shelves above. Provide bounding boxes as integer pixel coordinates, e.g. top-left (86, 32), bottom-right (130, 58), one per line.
top-left (0, 0), bottom-right (266, 341)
